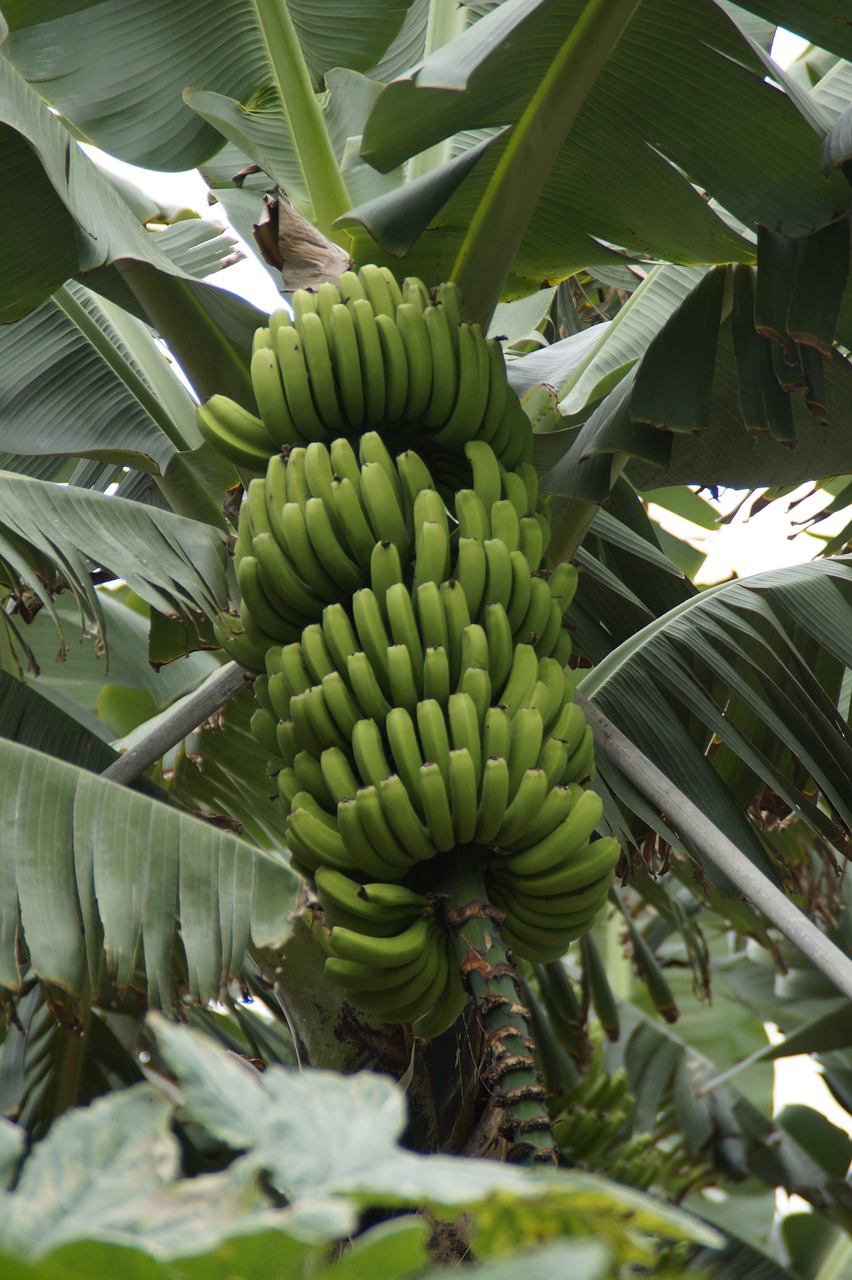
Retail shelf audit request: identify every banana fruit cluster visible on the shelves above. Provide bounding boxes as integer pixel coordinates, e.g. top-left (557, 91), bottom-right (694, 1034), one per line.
top-left (197, 265), bottom-right (531, 475)
top-left (202, 267), bottom-right (618, 1035)
top-left (554, 1069), bottom-right (686, 1193)
top-left (315, 867), bottom-right (467, 1038)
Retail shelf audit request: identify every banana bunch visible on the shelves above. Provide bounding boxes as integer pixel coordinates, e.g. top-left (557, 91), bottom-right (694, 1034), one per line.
top-left (202, 266), bottom-right (618, 1042)
top-left (219, 431), bottom-right (418, 669)
top-left (552, 1063), bottom-right (632, 1159)
top-left (196, 266), bottom-right (532, 473)
top-left (316, 867), bottom-right (468, 1037)
top-left (249, 593), bottom-right (618, 961)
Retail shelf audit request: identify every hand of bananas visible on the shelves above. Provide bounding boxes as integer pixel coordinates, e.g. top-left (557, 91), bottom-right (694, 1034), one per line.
top-left (198, 267), bottom-right (531, 473)
top-left (202, 266), bottom-right (619, 1038)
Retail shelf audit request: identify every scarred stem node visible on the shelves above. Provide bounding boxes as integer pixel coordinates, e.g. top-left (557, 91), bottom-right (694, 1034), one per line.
top-left (438, 848), bottom-right (556, 1165)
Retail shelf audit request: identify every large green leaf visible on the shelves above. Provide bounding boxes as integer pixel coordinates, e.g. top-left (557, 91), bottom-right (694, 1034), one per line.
top-left (150, 1015), bottom-right (714, 1259)
top-left (4, 0), bottom-right (416, 171)
top-left (0, 33), bottom-right (263, 406)
top-left (0, 1085), bottom-right (303, 1263)
top-left (730, 0), bottom-right (852, 58)
top-left (14, 593), bottom-right (218, 722)
top-left (0, 280), bottom-right (236, 522)
top-left (0, 738), bottom-right (297, 1003)
top-left (581, 557), bottom-right (852, 881)
top-left (0, 37), bottom-right (208, 319)
top-left (0, 284), bottom-right (197, 473)
top-left (546, 271), bottom-right (852, 499)
top-left (351, 0), bottom-right (847, 288)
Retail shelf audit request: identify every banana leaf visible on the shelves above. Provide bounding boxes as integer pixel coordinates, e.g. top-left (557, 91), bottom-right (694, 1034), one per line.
top-left (581, 557), bottom-right (852, 879)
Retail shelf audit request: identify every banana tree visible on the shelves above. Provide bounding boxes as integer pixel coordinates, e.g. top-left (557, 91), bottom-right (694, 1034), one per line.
top-left (4, 0), bottom-right (852, 1274)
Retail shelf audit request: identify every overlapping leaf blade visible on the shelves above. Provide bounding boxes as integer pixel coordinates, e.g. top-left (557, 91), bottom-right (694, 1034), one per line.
top-left (352, 0), bottom-right (848, 289)
top-left (582, 557), bottom-right (852, 876)
top-left (0, 284), bottom-right (198, 478)
top-left (0, 738), bottom-right (297, 1003)
top-left (4, 0), bottom-right (416, 171)
top-left (0, 474), bottom-right (230, 644)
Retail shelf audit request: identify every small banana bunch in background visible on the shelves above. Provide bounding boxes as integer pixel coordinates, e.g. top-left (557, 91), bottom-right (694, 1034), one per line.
top-left (203, 265), bottom-right (619, 1041)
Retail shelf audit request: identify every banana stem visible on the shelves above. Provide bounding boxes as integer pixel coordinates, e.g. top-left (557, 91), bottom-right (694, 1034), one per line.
top-left (437, 848), bottom-right (556, 1165)
top-left (251, 0), bottom-right (351, 242)
top-left (451, 0), bottom-right (641, 330)
top-left (101, 662), bottom-right (251, 785)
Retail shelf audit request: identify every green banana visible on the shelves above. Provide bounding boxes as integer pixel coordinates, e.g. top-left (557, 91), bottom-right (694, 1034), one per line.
top-left (413, 520), bottom-right (451, 591)
top-left (370, 539), bottom-right (405, 615)
top-left (379, 772), bottom-right (438, 862)
top-left (330, 475), bottom-right (376, 573)
top-left (320, 746), bottom-right (361, 804)
top-left (385, 582), bottom-right (424, 691)
top-left (358, 263), bottom-right (397, 319)
top-left (465, 439), bottom-right (502, 511)
top-left (197, 396), bottom-right (272, 471)
top-left (432, 321), bottom-right (490, 449)
top-left (350, 297), bottom-right (386, 423)
top-left (298, 310), bottom-right (346, 432)
top-left (386, 706), bottom-right (427, 811)
top-left (375, 312), bottom-right (409, 421)
top-left (419, 760), bottom-right (457, 853)
top-left (502, 789), bottom-right (605, 875)
top-left (348, 649), bottom-right (392, 723)
top-left (354, 784), bottom-right (417, 872)
top-left (337, 796), bottom-right (407, 880)
top-left (360, 462), bottom-right (410, 558)
top-left (413, 957), bottom-right (469, 1040)
top-left (475, 754), bottom-right (511, 844)
top-left (301, 499), bottom-right (360, 599)
top-left (327, 302), bottom-right (365, 428)
top-left (387, 642), bottom-right (420, 715)
top-left (483, 603), bottom-right (514, 694)
top-left (352, 716), bottom-right (393, 789)
top-left (329, 912), bottom-right (435, 968)
top-left (422, 643), bottom-right (451, 707)
top-left (455, 536), bottom-right (488, 618)
top-left (276, 325), bottom-right (331, 442)
top-left (397, 448), bottom-right (436, 509)
top-left (251, 346), bottom-right (304, 449)
top-left (396, 301), bottom-right (433, 422)
top-left (448, 747), bottom-right (478, 844)
top-left (421, 301), bottom-right (459, 429)
top-left (352, 587), bottom-right (392, 697)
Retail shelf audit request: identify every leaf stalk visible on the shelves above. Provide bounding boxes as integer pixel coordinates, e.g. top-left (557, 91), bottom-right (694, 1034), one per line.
top-left (452, 0), bottom-right (642, 329)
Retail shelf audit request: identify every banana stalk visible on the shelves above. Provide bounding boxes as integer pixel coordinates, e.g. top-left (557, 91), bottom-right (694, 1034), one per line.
top-left (437, 849), bottom-right (557, 1166)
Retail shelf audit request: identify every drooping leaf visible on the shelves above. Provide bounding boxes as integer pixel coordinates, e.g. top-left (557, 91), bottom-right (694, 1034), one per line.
top-left (356, 0), bottom-right (846, 289)
top-left (0, 474), bottom-right (230, 651)
top-left (582, 557), bottom-right (852, 883)
top-left (0, 738), bottom-right (297, 1003)
top-left (0, 284), bottom-right (197, 476)
top-left (0, 1086), bottom-right (305, 1262)
top-left (149, 1014), bottom-right (717, 1259)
